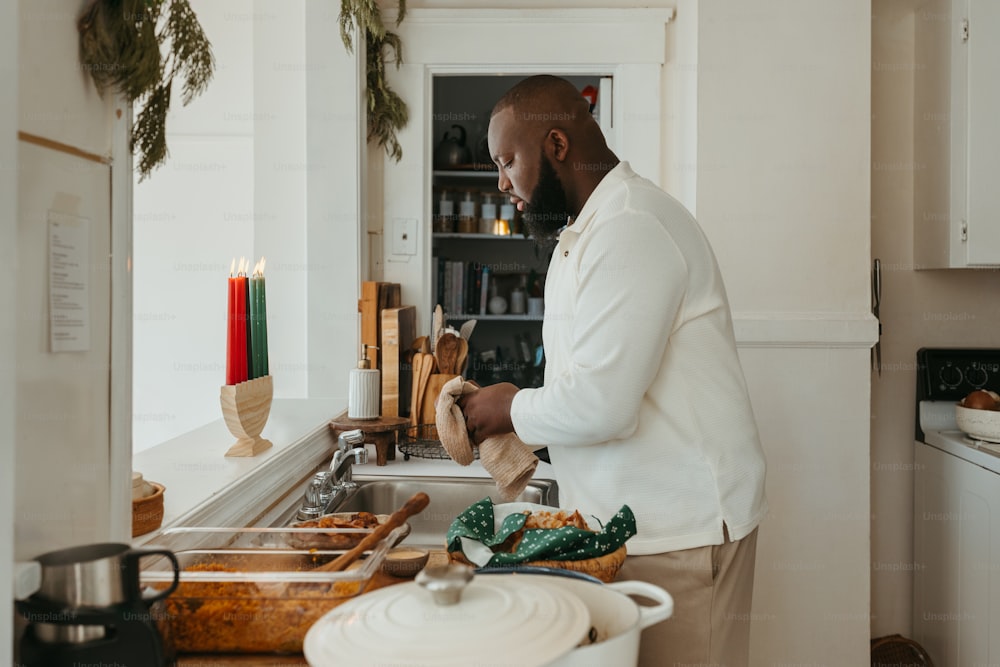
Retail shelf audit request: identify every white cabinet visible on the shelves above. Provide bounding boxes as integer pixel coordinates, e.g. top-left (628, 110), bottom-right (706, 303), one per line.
top-left (914, 0), bottom-right (1000, 268)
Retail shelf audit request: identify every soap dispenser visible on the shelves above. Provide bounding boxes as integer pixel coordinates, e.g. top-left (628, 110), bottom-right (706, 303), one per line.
top-left (348, 345), bottom-right (380, 420)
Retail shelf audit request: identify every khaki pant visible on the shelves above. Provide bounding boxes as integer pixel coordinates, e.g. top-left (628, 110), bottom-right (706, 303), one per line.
top-left (617, 527), bottom-right (759, 667)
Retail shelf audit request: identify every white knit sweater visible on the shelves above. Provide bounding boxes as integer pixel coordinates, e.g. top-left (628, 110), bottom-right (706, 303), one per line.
top-left (510, 162), bottom-right (768, 555)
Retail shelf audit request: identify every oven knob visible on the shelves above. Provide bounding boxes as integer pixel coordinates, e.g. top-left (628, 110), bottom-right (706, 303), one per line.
top-left (939, 365), bottom-right (963, 387)
top-left (967, 364), bottom-right (988, 387)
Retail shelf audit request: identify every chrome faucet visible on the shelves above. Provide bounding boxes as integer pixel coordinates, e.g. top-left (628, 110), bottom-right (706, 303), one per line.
top-left (296, 429), bottom-right (368, 521)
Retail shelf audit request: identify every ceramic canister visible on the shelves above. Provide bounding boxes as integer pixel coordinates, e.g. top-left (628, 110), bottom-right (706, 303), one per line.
top-left (348, 365), bottom-right (380, 419)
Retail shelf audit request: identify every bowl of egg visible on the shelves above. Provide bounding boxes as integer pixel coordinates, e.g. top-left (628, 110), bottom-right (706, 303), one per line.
top-left (956, 389), bottom-right (1000, 443)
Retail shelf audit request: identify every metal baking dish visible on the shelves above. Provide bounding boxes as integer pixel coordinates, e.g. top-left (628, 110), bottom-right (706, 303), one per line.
top-left (140, 526), bottom-right (405, 654)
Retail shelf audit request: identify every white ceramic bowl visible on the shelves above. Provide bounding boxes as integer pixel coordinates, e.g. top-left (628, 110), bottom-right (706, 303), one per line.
top-left (955, 403), bottom-right (1000, 442)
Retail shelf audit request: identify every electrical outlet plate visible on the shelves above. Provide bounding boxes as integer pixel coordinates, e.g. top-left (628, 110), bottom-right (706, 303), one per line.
top-left (392, 218), bottom-right (417, 256)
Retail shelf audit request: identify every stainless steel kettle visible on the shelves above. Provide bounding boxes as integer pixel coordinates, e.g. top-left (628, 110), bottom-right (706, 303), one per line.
top-left (434, 124), bottom-right (472, 169)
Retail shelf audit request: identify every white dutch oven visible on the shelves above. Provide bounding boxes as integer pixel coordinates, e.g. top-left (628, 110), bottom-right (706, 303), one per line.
top-left (303, 564), bottom-right (673, 667)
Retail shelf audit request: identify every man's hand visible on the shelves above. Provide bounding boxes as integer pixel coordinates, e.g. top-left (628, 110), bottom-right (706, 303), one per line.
top-left (456, 382), bottom-right (519, 444)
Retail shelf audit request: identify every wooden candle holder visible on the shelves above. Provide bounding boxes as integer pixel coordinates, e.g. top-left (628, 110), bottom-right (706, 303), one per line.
top-left (220, 375), bottom-right (273, 457)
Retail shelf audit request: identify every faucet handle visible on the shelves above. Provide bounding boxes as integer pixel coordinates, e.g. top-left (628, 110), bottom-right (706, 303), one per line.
top-left (338, 429), bottom-right (365, 452)
top-left (296, 473), bottom-right (328, 521)
top-left (353, 447), bottom-right (368, 465)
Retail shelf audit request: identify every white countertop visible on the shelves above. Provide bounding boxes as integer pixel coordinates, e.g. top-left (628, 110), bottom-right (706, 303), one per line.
top-left (133, 399), bottom-right (341, 530)
top-left (132, 398), bottom-right (553, 543)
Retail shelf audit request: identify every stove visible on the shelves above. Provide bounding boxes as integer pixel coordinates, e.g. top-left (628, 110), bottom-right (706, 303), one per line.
top-left (913, 348), bottom-right (1000, 666)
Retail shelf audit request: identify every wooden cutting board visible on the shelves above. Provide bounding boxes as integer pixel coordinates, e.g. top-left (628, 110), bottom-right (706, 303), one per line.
top-left (358, 281), bottom-right (400, 372)
top-left (381, 306), bottom-right (416, 417)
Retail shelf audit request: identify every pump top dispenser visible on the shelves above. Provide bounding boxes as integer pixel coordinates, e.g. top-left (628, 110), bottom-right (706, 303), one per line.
top-left (348, 345), bottom-right (380, 419)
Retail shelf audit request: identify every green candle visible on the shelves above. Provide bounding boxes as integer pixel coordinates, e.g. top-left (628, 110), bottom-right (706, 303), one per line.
top-left (253, 258), bottom-right (268, 377)
top-left (248, 273), bottom-right (260, 379)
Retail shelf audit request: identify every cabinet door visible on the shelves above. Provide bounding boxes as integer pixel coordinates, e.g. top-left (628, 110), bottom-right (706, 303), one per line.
top-left (965, 0), bottom-right (1000, 264)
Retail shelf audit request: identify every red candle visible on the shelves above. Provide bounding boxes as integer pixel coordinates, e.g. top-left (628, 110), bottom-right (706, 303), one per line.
top-left (225, 259), bottom-right (238, 384)
top-left (234, 258), bottom-right (249, 383)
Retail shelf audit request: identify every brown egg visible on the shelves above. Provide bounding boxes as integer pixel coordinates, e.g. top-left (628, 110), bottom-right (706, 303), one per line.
top-left (963, 389), bottom-right (999, 410)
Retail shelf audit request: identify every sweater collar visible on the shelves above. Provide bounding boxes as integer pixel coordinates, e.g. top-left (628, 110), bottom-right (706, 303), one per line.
top-left (561, 161), bottom-right (634, 237)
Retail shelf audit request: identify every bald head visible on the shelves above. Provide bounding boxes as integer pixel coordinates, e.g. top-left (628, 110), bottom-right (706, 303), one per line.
top-left (491, 75), bottom-right (601, 147)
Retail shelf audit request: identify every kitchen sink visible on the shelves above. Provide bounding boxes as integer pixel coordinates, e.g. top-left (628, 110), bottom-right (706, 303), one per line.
top-left (272, 474), bottom-right (558, 548)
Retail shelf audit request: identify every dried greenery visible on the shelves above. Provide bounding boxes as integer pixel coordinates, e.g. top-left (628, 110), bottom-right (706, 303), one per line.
top-left (339, 0), bottom-right (409, 161)
top-left (78, 0), bottom-right (215, 180)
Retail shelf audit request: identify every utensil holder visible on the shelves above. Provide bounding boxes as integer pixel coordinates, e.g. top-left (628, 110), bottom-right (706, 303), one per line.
top-left (220, 375), bottom-right (273, 457)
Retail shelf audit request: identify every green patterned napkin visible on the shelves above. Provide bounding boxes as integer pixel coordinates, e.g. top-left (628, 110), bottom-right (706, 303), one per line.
top-left (446, 498), bottom-right (636, 567)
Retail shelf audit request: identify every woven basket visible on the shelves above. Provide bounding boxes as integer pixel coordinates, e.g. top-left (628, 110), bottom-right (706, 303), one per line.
top-left (132, 482), bottom-right (165, 537)
top-left (449, 544), bottom-right (627, 583)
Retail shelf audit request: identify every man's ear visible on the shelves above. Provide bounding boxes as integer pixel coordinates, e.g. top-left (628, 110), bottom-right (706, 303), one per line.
top-left (545, 128), bottom-right (569, 162)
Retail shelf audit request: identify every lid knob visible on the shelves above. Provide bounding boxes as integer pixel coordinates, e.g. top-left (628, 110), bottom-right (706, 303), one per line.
top-left (415, 563), bottom-right (474, 606)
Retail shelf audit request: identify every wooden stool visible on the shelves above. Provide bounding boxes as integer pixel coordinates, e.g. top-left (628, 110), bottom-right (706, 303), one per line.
top-left (330, 413), bottom-right (410, 466)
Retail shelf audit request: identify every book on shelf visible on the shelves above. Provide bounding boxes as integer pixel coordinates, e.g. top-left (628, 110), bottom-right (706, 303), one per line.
top-left (437, 257), bottom-right (525, 319)
top-left (479, 265), bottom-right (491, 316)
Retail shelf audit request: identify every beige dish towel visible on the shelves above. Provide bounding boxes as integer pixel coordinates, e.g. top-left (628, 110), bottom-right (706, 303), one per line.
top-left (435, 376), bottom-right (539, 501)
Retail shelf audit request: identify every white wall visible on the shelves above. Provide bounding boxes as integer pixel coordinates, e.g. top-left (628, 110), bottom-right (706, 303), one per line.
top-left (1, 0), bottom-right (17, 659)
top-left (15, 0), bottom-right (122, 558)
top-left (132, 0), bottom-right (362, 451)
top-left (696, 3), bottom-right (874, 663)
top-left (871, 0), bottom-right (1000, 640)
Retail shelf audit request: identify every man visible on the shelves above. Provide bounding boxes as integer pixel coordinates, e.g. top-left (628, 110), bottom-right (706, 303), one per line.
top-left (458, 75), bottom-right (768, 666)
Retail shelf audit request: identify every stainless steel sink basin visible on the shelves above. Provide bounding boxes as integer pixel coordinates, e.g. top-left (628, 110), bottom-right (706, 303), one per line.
top-left (277, 474), bottom-right (558, 548)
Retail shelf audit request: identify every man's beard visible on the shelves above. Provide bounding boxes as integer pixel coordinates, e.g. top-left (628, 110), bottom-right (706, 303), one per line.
top-left (523, 153), bottom-right (570, 249)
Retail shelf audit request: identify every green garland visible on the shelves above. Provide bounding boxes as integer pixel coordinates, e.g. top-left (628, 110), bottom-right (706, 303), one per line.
top-left (339, 0), bottom-right (409, 162)
top-left (78, 0), bottom-right (215, 181)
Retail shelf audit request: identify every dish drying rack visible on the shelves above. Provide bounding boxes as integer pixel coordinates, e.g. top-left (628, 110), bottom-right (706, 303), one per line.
top-left (398, 424), bottom-right (479, 461)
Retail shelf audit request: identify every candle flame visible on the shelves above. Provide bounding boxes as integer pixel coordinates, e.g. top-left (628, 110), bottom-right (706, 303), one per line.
top-left (229, 257), bottom-right (235, 277)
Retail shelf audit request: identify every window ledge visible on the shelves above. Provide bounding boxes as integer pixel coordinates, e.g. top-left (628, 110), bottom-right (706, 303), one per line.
top-left (131, 398), bottom-right (339, 544)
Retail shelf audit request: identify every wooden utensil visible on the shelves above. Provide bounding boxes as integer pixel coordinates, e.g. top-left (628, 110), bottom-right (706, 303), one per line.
top-left (459, 319), bottom-right (477, 342)
top-left (412, 335), bottom-right (430, 355)
top-left (421, 373), bottom-right (459, 427)
top-left (412, 352), bottom-right (435, 426)
top-left (318, 492), bottom-right (430, 572)
top-left (431, 305), bottom-right (444, 353)
top-left (409, 353), bottom-right (424, 426)
top-left (435, 332), bottom-right (460, 375)
top-left (455, 337), bottom-right (469, 376)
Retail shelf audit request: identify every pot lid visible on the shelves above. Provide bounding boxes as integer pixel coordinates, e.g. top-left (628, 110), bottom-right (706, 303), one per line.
top-left (303, 564), bottom-right (590, 667)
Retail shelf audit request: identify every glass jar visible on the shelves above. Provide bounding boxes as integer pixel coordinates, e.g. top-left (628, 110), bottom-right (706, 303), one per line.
top-left (498, 202), bottom-right (516, 236)
top-left (479, 195), bottom-right (498, 234)
top-left (434, 190), bottom-right (456, 233)
top-left (457, 191), bottom-right (477, 234)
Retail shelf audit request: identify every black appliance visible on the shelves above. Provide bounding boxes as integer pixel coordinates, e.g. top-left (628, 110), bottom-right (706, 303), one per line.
top-left (16, 542), bottom-right (179, 667)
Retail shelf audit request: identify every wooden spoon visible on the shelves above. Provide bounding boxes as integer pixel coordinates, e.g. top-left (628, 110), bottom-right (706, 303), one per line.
top-left (459, 319), bottom-right (477, 342)
top-left (318, 492), bottom-right (430, 572)
top-left (431, 305), bottom-right (444, 353)
top-left (409, 353), bottom-right (424, 426)
top-left (413, 352), bottom-right (435, 425)
top-left (435, 332), bottom-right (460, 376)
top-left (455, 337), bottom-right (469, 376)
